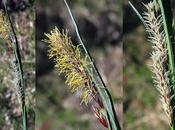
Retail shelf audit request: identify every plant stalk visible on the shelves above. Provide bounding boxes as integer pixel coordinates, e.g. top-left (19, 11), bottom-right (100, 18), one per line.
top-left (3, 0), bottom-right (27, 129)
top-left (158, 0), bottom-right (175, 89)
top-left (158, 0), bottom-right (175, 129)
top-left (63, 0), bottom-right (121, 129)
top-left (22, 104), bottom-right (27, 130)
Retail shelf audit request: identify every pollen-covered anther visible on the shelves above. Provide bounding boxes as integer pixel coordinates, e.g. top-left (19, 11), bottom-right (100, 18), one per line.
top-left (0, 10), bottom-right (10, 40)
top-left (44, 27), bottom-right (97, 104)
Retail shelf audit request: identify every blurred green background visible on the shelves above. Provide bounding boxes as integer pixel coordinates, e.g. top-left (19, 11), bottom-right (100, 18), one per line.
top-left (124, 0), bottom-right (175, 130)
top-left (36, 0), bottom-right (122, 130)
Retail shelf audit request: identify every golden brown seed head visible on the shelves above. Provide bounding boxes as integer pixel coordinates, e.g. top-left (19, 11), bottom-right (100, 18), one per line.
top-left (44, 27), bottom-right (96, 104)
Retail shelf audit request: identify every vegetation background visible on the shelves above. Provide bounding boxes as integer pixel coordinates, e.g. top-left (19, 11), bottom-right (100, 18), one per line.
top-left (36, 0), bottom-right (122, 130)
top-left (124, 0), bottom-right (175, 129)
top-left (2, 0), bottom-right (174, 129)
top-left (0, 0), bottom-right (35, 130)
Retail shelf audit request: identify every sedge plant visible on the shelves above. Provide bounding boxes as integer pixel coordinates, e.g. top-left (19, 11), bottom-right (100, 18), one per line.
top-left (43, 0), bottom-right (121, 130)
top-left (0, 1), bottom-right (27, 130)
top-left (129, 0), bottom-right (175, 129)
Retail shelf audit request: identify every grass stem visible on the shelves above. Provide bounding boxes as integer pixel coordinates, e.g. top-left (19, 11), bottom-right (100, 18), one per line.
top-left (158, 0), bottom-right (175, 128)
top-left (63, 0), bottom-right (121, 129)
top-left (3, 0), bottom-right (27, 129)
top-left (158, 0), bottom-right (175, 89)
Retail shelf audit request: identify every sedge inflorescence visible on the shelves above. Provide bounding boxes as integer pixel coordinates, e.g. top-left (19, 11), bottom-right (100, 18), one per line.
top-left (44, 27), bottom-right (97, 104)
top-left (11, 59), bottom-right (25, 104)
top-left (44, 27), bottom-right (110, 128)
top-left (143, 2), bottom-right (174, 125)
top-left (0, 10), bottom-right (10, 41)
top-left (0, 10), bottom-right (25, 104)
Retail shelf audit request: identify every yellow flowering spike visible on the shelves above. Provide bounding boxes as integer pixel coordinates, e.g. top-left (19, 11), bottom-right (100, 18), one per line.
top-left (44, 27), bottom-right (97, 104)
top-left (0, 10), bottom-right (10, 41)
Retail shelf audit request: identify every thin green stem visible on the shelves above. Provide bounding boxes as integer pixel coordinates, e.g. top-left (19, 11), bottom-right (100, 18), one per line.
top-left (128, 1), bottom-right (147, 28)
top-left (158, 0), bottom-right (175, 128)
top-left (172, 121), bottom-right (175, 130)
top-left (158, 0), bottom-right (175, 88)
top-left (130, 0), bottom-right (175, 129)
top-left (63, 0), bottom-right (121, 129)
top-left (22, 104), bottom-right (27, 130)
top-left (3, 0), bottom-right (27, 130)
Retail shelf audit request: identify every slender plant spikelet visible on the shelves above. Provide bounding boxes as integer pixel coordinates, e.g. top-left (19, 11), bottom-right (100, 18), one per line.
top-left (44, 1), bottom-right (121, 129)
top-left (44, 27), bottom-right (97, 104)
top-left (1, 1), bottom-right (28, 129)
top-left (143, 2), bottom-right (174, 125)
top-left (129, 1), bottom-right (175, 127)
top-left (44, 27), bottom-right (121, 129)
top-left (11, 59), bottom-right (25, 104)
top-left (0, 8), bottom-right (25, 105)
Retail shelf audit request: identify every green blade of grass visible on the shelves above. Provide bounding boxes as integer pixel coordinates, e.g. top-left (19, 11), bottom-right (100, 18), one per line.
top-left (158, 0), bottom-right (175, 90)
top-left (128, 1), bottom-right (147, 28)
top-left (158, 1), bottom-right (175, 129)
top-left (129, 0), bottom-right (175, 129)
top-left (3, 0), bottom-right (28, 130)
top-left (63, 0), bottom-right (121, 130)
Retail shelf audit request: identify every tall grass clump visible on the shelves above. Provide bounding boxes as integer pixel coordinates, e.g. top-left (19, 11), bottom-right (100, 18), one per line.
top-left (0, 1), bottom-right (27, 130)
top-left (129, 0), bottom-right (175, 129)
top-left (43, 0), bottom-right (121, 130)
